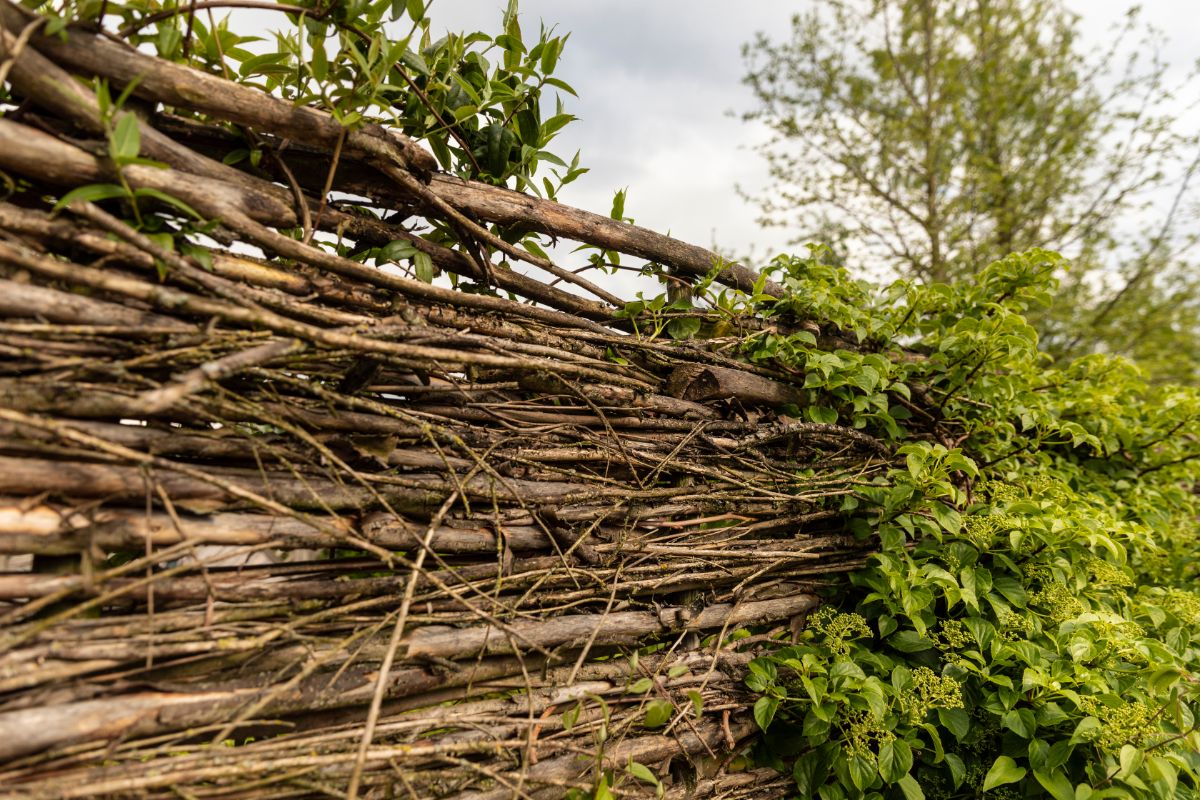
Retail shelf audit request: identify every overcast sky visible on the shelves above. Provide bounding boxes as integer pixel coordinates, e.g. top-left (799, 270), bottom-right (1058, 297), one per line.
top-left (429, 0), bottom-right (1199, 281)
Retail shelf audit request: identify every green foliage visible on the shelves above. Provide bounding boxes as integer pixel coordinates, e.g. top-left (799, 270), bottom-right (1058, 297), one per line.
top-left (62, 0), bottom-right (585, 197)
top-left (737, 252), bottom-right (1200, 798)
top-left (741, 0), bottom-right (1200, 382)
top-left (25, 0), bottom-right (585, 287)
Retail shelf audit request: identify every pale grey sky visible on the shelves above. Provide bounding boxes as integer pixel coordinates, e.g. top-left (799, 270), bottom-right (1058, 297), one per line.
top-left (430, 1), bottom-right (1199, 278)
top-left (431, 2), bottom-right (803, 263)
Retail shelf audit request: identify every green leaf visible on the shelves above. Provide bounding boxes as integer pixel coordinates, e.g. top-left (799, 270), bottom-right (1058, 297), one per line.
top-left (610, 187), bottom-right (627, 221)
top-left (803, 708), bottom-right (830, 739)
top-left (847, 753), bottom-right (876, 790)
top-left (628, 678), bottom-right (653, 694)
top-left (808, 405), bottom-right (838, 424)
top-left (944, 753), bottom-right (966, 788)
top-left (937, 707), bottom-right (970, 740)
top-left (543, 75), bottom-right (578, 96)
top-left (897, 773), bottom-right (925, 800)
top-left (481, 123), bottom-right (515, 176)
top-left (540, 36), bottom-right (562, 74)
top-left (1002, 708), bottom-right (1036, 738)
top-left (890, 630), bottom-right (933, 653)
top-left (930, 501), bottom-right (962, 534)
top-left (830, 661), bottom-right (866, 682)
top-left (1034, 769), bottom-right (1075, 800)
top-left (982, 756), bottom-right (1026, 792)
top-left (849, 364), bottom-right (880, 393)
top-left (413, 251), bottom-right (434, 283)
top-left (561, 701), bottom-right (580, 732)
top-left (626, 761), bottom-right (660, 788)
top-left (753, 696), bottom-right (779, 731)
top-left (793, 748), bottom-right (830, 796)
top-left (878, 739), bottom-right (913, 783)
top-left (642, 699), bottom-right (673, 729)
top-left (1118, 744), bottom-right (1142, 778)
top-left (132, 188), bottom-right (203, 220)
top-left (1146, 755), bottom-right (1177, 793)
top-left (53, 183), bottom-right (130, 211)
top-left (667, 317), bottom-right (702, 340)
top-left (992, 576), bottom-right (1028, 607)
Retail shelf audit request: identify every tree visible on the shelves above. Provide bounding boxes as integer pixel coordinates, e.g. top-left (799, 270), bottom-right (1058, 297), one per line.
top-left (741, 0), bottom-right (1200, 379)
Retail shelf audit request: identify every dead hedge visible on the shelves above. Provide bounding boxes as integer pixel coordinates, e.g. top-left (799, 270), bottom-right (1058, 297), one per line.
top-left (0, 4), bottom-right (899, 797)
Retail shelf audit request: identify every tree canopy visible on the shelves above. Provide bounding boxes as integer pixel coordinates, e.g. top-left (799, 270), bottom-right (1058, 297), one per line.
top-left (742, 0), bottom-right (1200, 381)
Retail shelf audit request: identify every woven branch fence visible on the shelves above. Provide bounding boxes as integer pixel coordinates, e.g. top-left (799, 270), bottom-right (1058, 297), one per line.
top-left (0, 4), bottom-right (900, 797)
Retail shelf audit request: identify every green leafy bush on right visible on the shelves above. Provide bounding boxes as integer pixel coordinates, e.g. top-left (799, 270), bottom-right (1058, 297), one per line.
top-left (740, 249), bottom-right (1200, 799)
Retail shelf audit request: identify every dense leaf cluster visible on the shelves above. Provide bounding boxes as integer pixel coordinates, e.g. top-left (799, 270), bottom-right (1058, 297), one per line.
top-left (740, 252), bottom-right (1200, 798)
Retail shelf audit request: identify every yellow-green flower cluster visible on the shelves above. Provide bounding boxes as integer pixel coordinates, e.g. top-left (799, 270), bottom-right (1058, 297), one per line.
top-left (904, 667), bottom-right (963, 722)
top-left (1022, 562), bottom-right (1050, 582)
top-left (1024, 475), bottom-right (1071, 503)
top-left (961, 514), bottom-right (1000, 549)
top-left (1076, 696), bottom-right (1161, 750)
top-left (1161, 588), bottom-right (1200, 625)
top-left (840, 710), bottom-right (894, 759)
top-left (995, 607), bottom-right (1031, 640)
top-left (1086, 557), bottom-right (1133, 587)
top-left (980, 480), bottom-right (1020, 503)
top-left (1030, 581), bottom-right (1085, 623)
top-left (932, 619), bottom-right (973, 651)
top-left (807, 607), bottom-right (871, 656)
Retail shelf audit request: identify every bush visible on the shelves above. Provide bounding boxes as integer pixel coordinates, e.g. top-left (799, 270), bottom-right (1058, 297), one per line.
top-left (743, 250), bottom-right (1200, 799)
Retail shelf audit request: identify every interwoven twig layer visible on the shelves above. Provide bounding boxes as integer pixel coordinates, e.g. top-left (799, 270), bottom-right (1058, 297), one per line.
top-left (0, 4), bottom-right (892, 797)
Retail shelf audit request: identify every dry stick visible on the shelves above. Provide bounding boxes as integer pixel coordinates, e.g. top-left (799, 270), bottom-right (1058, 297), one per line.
top-left (0, 117), bottom-right (619, 331)
top-left (14, 739), bottom-right (534, 799)
top-left (425, 175), bottom-right (784, 297)
top-left (0, 22), bottom-right (294, 219)
top-left (115, 0), bottom-right (485, 178)
top-left (151, 482), bottom-right (219, 622)
top-left (207, 607), bottom-right (390, 746)
top-left (266, 142), bottom-right (314, 243)
top-left (137, 337), bottom-right (305, 413)
top-left (218, 386), bottom-right (540, 626)
top-left (557, 378), bottom-right (648, 490)
top-left (0, 536), bottom-right (199, 628)
top-left (0, 119), bottom-right (615, 333)
top-left (11, 134), bottom-right (613, 322)
top-left (140, 470), bottom-right (155, 671)
top-left (0, 13), bottom-right (42, 86)
top-left (0, 537), bottom-right (271, 649)
top-left (0, 408), bottom-right (391, 561)
top-left (307, 126), bottom-right (346, 243)
top-left (0, 235), bottom-right (639, 386)
top-left (119, 1), bottom-right (317, 35)
top-left (346, 490), bottom-right (460, 800)
top-left (0, 0), bottom-right (437, 178)
top-left (66, 198), bottom-right (321, 329)
top-left (564, 565), bottom-right (622, 687)
top-left (372, 161), bottom-right (626, 308)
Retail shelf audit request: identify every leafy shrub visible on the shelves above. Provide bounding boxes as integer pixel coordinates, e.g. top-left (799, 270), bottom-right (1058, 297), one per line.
top-left (741, 250), bottom-right (1200, 799)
